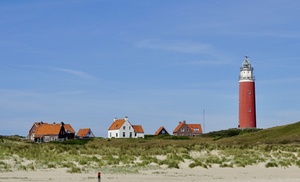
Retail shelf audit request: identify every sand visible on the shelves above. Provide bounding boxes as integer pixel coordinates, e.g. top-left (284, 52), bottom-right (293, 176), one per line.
top-left (1, 164), bottom-right (300, 182)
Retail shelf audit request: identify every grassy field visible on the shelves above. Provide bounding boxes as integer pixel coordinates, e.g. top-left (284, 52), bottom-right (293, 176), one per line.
top-left (1, 122), bottom-right (300, 173)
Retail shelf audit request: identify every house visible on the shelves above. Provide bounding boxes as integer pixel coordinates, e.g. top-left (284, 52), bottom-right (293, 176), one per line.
top-left (64, 124), bottom-right (76, 139)
top-left (173, 121), bottom-right (202, 137)
top-left (76, 128), bottom-right (95, 139)
top-left (132, 125), bottom-right (145, 138)
top-left (154, 126), bottom-right (169, 135)
top-left (27, 121), bottom-right (75, 142)
top-left (108, 116), bottom-right (144, 138)
top-left (33, 122), bottom-right (67, 142)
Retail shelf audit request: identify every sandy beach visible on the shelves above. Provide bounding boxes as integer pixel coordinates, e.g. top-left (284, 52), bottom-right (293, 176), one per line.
top-left (1, 164), bottom-right (299, 182)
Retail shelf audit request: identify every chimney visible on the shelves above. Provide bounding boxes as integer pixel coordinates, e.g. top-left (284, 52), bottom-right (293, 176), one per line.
top-left (61, 122), bottom-right (64, 126)
top-left (183, 120), bottom-right (186, 124)
top-left (114, 117), bottom-right (117, 122)
top-left (125, 116), bottom-right (128, 121)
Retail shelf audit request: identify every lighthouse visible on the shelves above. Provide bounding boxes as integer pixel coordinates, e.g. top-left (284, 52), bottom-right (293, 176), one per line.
top-left (238, 56), bottom-right (256, 128)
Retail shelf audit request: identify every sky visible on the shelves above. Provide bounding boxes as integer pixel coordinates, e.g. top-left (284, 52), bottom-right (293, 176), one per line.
top-left (1, 0), bottom-right (300, 137)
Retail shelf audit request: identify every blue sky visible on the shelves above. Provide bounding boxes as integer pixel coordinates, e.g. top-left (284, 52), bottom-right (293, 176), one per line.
top-left (1, 0), bottom-right (300, 137)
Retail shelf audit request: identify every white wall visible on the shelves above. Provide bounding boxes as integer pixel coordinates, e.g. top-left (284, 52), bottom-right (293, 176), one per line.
top-left (134, 132), bottom-right (144, 138)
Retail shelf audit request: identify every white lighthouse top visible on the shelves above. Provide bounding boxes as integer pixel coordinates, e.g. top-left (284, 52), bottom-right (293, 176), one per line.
top-left (239, 56), bottom-right (255, 82)
top-left (242, 56), bottom-right (251, 69)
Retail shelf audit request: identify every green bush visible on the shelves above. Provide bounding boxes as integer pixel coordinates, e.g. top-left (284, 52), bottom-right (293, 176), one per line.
top-left (265, 161), bottom-right (278, 168)
top-left (68, 166), bottom-right (81, 173)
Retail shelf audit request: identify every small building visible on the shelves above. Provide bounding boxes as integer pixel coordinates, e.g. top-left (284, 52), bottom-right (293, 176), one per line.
top-left (108, 116), bottom-right (144, 138)
top-left (76, 128), bottom-right (95, 139)
top-left (132, 125), bottom-right (145, 138)
top-left (173, 121), bottom-right (202, 137)
top-left (34, 122), bottom-right (67, 142)
top-left (154, 126), bottom-right (169, 135)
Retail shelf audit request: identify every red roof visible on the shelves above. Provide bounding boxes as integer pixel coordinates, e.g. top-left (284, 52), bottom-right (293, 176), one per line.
top-left (173, 121), bottom-right (202, 134)
top-left (34, 123), bottom-right (63, 137)
top-left (64, 124), bottom-right (75, 133)
top-left (132, 125), bottom-right (144, 133)
top-left (76, 128), bottom-right (91, 137)
top-left (188, 124), bottom-right (202, 133)
top-left (155, 126), bottom-right (164, 135)
top-left (108, 119), bottom-right (126, 130)
top-left (173, 122), bottom-right (185, 133)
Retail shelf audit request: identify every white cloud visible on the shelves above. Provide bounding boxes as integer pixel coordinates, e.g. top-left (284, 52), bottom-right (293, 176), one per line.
top-left (50, 67), bottom-right (95, 80)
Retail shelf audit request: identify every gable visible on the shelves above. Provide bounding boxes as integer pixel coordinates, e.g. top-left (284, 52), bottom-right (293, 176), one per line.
top-left (29, 122), bottom-right (47, 134)
top-left (155, 126), bottom-right (169, 135)
top-left (64, 124), bottom-right (75, 133)
top-left (173, 122), bottom-right (185, 133)
top-left (155, 126), bottom-right (164, 135)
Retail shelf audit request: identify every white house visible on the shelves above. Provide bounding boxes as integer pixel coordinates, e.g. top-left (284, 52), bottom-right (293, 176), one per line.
top-left (108, 117), bottom-right (144, 138)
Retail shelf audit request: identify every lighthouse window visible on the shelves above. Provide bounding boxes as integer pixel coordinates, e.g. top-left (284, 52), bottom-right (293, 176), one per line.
top-left (248, 109), bottom-right (251, 112)
top-left (248, 91), bottom-right (251, 94)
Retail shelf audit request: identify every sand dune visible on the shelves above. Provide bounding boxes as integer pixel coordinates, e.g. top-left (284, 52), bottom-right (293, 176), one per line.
top-left (1, 164), bottom-right (299, 182)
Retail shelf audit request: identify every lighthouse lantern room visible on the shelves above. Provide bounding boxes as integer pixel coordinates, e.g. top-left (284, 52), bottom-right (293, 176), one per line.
top-left (239, 56), bottom-right (257, 128)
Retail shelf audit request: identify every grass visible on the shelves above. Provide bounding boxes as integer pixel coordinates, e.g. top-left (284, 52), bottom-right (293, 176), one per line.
top-left (1, 121), bottom-right (300, 173)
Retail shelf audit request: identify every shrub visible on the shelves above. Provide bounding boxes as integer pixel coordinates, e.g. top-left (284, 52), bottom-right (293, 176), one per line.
top-left (68, 166), bottom-right (81, 173)
top-left (265, 161), bottom-right (278, 168)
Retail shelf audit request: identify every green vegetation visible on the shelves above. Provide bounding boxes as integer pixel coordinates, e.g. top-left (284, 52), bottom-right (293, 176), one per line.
top-left (1, 121), bottom-right (300, 173)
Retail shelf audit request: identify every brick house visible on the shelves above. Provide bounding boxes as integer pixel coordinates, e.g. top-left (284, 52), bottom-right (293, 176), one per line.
top-left (173, 121), bottom-right (202, 137)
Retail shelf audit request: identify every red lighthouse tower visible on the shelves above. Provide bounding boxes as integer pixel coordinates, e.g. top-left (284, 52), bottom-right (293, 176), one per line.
top-left (239, 56), bottom-right (256, 128)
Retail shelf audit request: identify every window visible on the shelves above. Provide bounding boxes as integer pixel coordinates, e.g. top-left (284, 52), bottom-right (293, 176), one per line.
top-left (181, 128), bottom-right (184, 132)
top-left (110, 132), bottom-right (112, 137)
top-left (116, 133), bottom-right (118, 137)
top-left (129, 126), bottom-right (131, 130)
top-left (44, 136), bottom-right (49, 142)
top-left (123, 126), bottom-right (126, 130)
top-left (130, 132), bottom-right (132, 138)
top-left (123, 132), bottom-right (125, 137)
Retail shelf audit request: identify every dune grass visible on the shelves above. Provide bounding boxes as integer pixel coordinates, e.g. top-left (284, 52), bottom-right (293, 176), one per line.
top-left (1, 122), bottom-right (300, 173)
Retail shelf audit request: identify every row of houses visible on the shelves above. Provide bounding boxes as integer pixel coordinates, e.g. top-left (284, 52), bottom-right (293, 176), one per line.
top-left (27, 116), bottom-right (202, 142)
top-left (27, 122), bottom-right (94, 142)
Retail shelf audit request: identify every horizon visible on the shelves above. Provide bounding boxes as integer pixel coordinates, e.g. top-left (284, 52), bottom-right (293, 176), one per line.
top-left (1, 1), bottom-right (300, 137)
